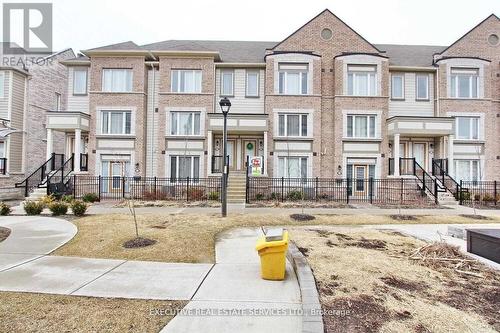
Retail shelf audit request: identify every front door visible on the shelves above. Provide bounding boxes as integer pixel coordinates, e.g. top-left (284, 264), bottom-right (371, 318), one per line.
top-left (353, 165), bottom-right (368, 194)
top-left (226, 140), bottom-right (236, 171)
top-left (243, 140), bottom-right (257, 169)
top-left (413, 143), bottom-right (426, 169)
top-left (110, 161), bottom-right (125, 192)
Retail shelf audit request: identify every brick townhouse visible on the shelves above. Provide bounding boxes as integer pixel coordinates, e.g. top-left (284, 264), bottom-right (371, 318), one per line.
top-left (6, 9), bottom-right (500, 201)
top-left (0, 48), bottom-right (74, 199)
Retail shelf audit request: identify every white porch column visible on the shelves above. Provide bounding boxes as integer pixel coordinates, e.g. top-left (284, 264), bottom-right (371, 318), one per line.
top-left (393, 134), bottom-right (400, 176)
top-left (263, 131), bottom-right (268, 176)
top-left (74, 129), bottom-right (82, 172)
top-left (448, 134), bottom-right (454, 177)
top-left (46, 128), bottom-right (53, 161)
top-left (207, 130), bottom-right (212, 176)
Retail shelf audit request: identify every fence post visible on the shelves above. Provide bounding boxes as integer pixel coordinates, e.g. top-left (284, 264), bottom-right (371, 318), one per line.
top-left (434, 178), bottom-right (438, 205)
top-left (122, 177), bottom-right (126, 199)
top-left (495, 180), bottom-right (497, 206)
top-left (281, 177), bottom-right (284, 202)
top-left (46, 177), bottom-right (50, 195)
top-left (186, 177), bottom-right (190, 202)
top-left (98, 176), bottom-right (102, 201)
top-left (459, 180), bottom-right (463, 205)
top-left (73, 174), bottom-right (76, 198)
top-left (315, 177), bottom-right (319, 201)
top-left (400, 178), bottom-right (403, 204)
top-left (421, 172), bottom-right (426, 196)
top-left (346, 178), bottom-right (350, 204)
top-left (154, 177), bottom-right (157, 199)
top-left (369, 177), bottom-right (373, 204)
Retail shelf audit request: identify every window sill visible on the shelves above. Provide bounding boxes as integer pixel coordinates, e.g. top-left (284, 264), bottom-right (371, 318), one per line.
top-left (336, 95), bottom-right (388, 98)
top-left (96, 134), bottom-right (136, 139)
top-left (342, 137), bottom-right (382, 142)
top-left (274, 137), bottom-right (313, 141)
top-left (166, 135), bottom-right (204, 139)
top-left (390, 98), bottom-right (405, 101)
top-left (453, 139), bottom-right (485, 144)
top-left (446, 97), bottom-right (484, 101)
top-left (415, 98), bottom-right (430, 102)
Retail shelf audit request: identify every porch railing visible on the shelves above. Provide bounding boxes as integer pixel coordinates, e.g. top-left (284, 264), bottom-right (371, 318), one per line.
top-left (388, 158), bottom-right (415, 176)
top-left (0, 158), bottom-right (6, 175)
top-left (15, 153), bottom-right (65, 197)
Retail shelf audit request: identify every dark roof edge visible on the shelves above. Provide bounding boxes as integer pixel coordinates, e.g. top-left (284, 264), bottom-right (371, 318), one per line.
top-left (334, 52), bottom-right (388, 59)
top-left (270, 9), bottom-right (382, 53)
top-left (434, 56), bottom-right (491, 64)
top-left (264, 51), bottom-right (321, 59)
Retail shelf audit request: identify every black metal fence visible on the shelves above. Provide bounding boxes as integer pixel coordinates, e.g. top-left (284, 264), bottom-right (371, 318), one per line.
top-left (69, 175), bottom-right (222, 202)
top-left (246, 177), bottom-right (432, 205)
top-left (460, 180), bottom-right (499, 207)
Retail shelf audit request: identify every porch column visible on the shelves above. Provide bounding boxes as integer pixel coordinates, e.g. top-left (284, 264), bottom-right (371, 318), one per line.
top-left (74, 129), bottom-right (81, 172)
top-left (447, 134), bottom-right (454, 177)
top-left (263, 131), bottom-right (268, 176)
top-left (393, 133), bottom-right (400, 176)
top-left (46, 128), bottom-right (53, 161)
top-left (207, 130), bottom-right (212, 176)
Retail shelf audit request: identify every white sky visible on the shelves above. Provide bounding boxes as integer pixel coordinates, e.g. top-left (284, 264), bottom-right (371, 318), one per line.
top-left (2, 0), bottom-right (499, 54)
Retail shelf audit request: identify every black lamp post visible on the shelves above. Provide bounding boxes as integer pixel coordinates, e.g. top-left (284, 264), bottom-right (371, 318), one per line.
top-left (219, 97), bottom-right (231, 217)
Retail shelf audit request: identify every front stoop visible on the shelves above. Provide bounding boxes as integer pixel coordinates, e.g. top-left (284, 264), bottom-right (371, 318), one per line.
top-left (227, 172), bottom-right (247, 206)
top-left (287, 243), bottom-right (324, 333)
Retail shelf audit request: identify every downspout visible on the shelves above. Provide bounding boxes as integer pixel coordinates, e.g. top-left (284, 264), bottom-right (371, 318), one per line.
top-left (149, 62), bottom-right (156, 177)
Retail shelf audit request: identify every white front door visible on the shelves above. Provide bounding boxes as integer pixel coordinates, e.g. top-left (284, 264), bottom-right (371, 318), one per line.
top-left (413, 143), bottom-right (426, 169)
top-left (243, 140), bottom-right (256, 167)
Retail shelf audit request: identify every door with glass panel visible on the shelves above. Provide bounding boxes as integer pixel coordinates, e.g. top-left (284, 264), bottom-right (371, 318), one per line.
top-left (412, 143), bottom-right (426, 170)
top-left (243, 140), bottom-right (257, 172)
top-left (225, 140), bottom-right (236, 171)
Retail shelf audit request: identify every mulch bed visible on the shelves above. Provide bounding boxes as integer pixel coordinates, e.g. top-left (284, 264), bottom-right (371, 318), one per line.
top-left (123, 237), bottom-right (157, 248)
top-left (389, 214), bottom-right (418, 221)
top-left (0, 227), bottom-right (11, 242)
top-left (459, 214), bottom-right (493, 220)
top-left (290, 213), bottom-right (316, 221)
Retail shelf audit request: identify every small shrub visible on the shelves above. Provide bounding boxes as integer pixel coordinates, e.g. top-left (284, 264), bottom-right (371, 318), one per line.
top-left (70, 200), bottom-right (87, 216)
top-left (82, 193), bottom-right (99, 203)
top-left (270, 192), bottom-right (279, 200)
top-left (0, 202), bottom-right (11, 216)
top-left (255, 193), bottom-right (265, 200)
top-left (482, 194), bottom-right (495, 202)
top-left (318, 193), bottom-right (329, 200)
top-left (40, 194), bottom-right (56, 208)
top-left (24, 201), bottom-right (45, 215)
top-left (287, 190), bottom-right (304, 201)
top-left (208, 191), bottom-right (220, 201)
top-left (48, 201), bottom-right (68, 216)
top-left (61, 195), bottom-right (74, 203)
top-left (459, 191), bottom-right (471, 201)
top-left (142, 190), bottom-right (158, 201)
top-left (187, 188), bottom-right (206, 201)
top-left (496, 194), bottom-right (500, 203)
top-left (474, 194), bottom-right (481, 201)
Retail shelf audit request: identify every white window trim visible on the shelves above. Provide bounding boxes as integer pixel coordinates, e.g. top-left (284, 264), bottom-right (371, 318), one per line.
top-left (455, 116), bottom-right (479, 141)
top-left (272, 54), bottom-right (314, 95)
top-left (165, 107), bottom-right (205, 137)
top-left (342, 110), bottom-right (382, 139)
top-left (342, 154), bottom-right (381, 179)
top-left (278, 67), bottom-right (308, 95)
top-left (273, 109), bottom-right (314, 138)
top-left (166, 150), bottom-right (205, 179)
top-left (101, 68), bottom-right (133, 93)
top-left (96, 151), bottom-right (135, 177)
top-left (347, 67), bottom-right (378, 97)
top-left (391, 73), bottom-right (404, 100)
top-left (454, 159), bottom-right (482, 182)
top-left (0, 72), bottom-right (5, 99)
top-left (73, 68), bottom-right (88, 95)
top-left (245, 70), bottom-right (260, 97)
top-left (278, 113), bottom-right (308, 137)
top-left (273, 152), bottom-right (313, 178)
top-left (415, 74), bottom-right (429, 100)
top-left (96, 106), bottom-right (136, 136)
top-left (55, 92), bottom-right (61, 111)
top-left (170, 69), bottom-right (202, 93)
top-left (169, 111), bottom-right (202, 136)
top-left (220, 70), bottom-right (234, 97)
top-left (450, 68), bottom-right (479, 99)
top-left (447, 112), bottom-right (484, 141)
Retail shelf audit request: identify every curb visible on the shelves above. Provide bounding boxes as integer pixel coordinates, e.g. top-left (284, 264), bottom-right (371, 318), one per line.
top-left (287, 242), bottom-right (324, 333)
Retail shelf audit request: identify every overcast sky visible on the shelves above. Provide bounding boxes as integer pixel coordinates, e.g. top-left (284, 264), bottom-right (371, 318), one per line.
top-left (2, 0), bottom-right (499, 54)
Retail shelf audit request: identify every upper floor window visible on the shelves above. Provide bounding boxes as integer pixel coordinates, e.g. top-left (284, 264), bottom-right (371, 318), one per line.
top-left (450, 68), bottom-right (478, 99)
top-left (171, 69), bottom-right (202, 93)
top-left (278, 114), bottom-right (308, 137)
top-left (101, 110), bottom-right (132, 135)
top-left (347, 115), bottom-right (376, 138)
top-left (416, 74), bottom-right (429, 100)
top-left (170, 111), bottom-right (201, 136)
top-left (278, 63), bottom-right (308, 95)
top-left (73, 68), bottom-right (88, 95)
top-left (246, 71), bottom-right (259, 97)
top-left (391, 74), bottom-right (404, 99)
top-left (0, 72), bottom-right (4, 98)
top-left (55, 93), bottom-right (61, 111)
top-left (456, 117), bottom-right (479, 140)
top-left (220, 70), bottom-right (234, 96)
top-left (347, 65), bottom-right (377, 96)
top-left (278, 156), bottom-right (307, 179)
top-left (102, 69), bottom-right (133, 92)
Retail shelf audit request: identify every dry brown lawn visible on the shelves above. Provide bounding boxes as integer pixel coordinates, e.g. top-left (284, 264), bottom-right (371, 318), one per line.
top-left (0, 292), bottom-right (186, 333)
top-left (53, 213), bottom-right (499, 263)
top-left (290, 227), bottom-right (500, 333)
top-left (0, 226), bottom-right (10, 242)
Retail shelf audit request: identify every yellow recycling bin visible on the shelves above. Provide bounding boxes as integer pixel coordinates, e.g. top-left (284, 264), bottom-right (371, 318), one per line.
top-left (255, 230), bottom-right (289, 281)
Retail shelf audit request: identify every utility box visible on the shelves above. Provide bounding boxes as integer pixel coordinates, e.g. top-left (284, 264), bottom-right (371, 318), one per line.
top-left (255, 228), bottom-right (289, 280)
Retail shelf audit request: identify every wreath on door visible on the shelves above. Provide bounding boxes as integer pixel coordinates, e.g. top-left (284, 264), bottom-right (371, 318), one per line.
top-left (246, 142), bottom-right (254, 150)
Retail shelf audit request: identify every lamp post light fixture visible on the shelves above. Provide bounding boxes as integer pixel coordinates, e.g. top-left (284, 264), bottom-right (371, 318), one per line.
top-left (219, 97), bottom-right (231, 217)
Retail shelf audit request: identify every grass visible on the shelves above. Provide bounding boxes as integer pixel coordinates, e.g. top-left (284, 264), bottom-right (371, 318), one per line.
top-left (0, 226), bottom-right (10, 242)
top-left (0, 292), bottom-right (186, 333)
top-left (53, 213), bottom-right (499, 263)
top-left (290, 227), bottom-right (500, 333)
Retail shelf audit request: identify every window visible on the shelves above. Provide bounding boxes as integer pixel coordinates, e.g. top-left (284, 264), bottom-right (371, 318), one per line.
top-left (101, 111), bottom-right (132, 134)
top-left (278, 156), bottom-right (307, 178)
top-left (170, 156), bottom-right (200, 180)
top-left (0, 141), bottom-right (5, 157)
top-left (278, 63), bottom-right (308, 95)
top-left (346, 115), bottom-right (376, 138)
top-left (55, 93), bottom-right (61, 111)
top-left (416, 74), bottom-right (429, 100)
top-left (220, 70), bottom-right (234, 96)
top-left (246, 71), bottom-right (259, 97)
top-left (73, 68), bottom-right (88, 95)
top-left (450, 68), bottom-right (478, 98)
top-left (171, 70), bottom-right (202, 93)
top-left (391, 74), bottom-right (404, 99)
top-left (278, 114), bottom-right (308, 137)
top-left (0, 72), bottom-right (4, 98)
top-left (170, 112), bottom-right (201, 136)
top-left (455, 160), bottom-right (480, 182)
top-left (456, 117), bottom-right (479, 140)
top-left (102, 69), bottom-right (133, 92)
top-left (347, 65), bottom-right (377, 96)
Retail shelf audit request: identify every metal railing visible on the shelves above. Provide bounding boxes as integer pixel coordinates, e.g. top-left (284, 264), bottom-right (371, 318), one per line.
top-left (432, 158), bottom-right (448, 175)
top-left (47, 154), bottom-right (75, 196)
top-left (0, 158), bottom-right (6, 175)
top-left (69, 175), bottom-right (222, 202)
top-left (459, 180), bottom-right (498, 206)
top-left (388, 158), bottom-right (416, 176)
top-left (431, 158), bottom-right (465, 200)
top-left (246, 177), bottom-right (431, 205)
top-left (15, 153), bottom-right (64, 197)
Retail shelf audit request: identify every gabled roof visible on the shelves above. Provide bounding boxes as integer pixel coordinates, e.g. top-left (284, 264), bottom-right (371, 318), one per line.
top-left (375, 44), bottom-right (446, 67)
top-left (142, 40), bottom-right (277, 63)
top-left (85, 41), bottom-right (142, 52)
